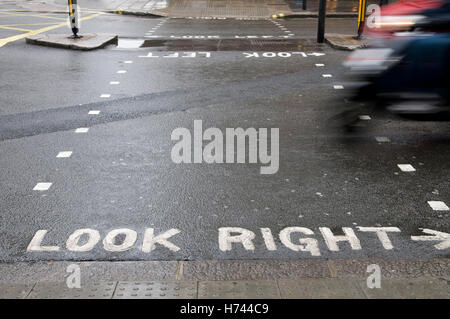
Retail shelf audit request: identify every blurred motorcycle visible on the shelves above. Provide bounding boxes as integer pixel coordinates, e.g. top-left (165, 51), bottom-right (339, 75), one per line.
top-left (336, 0), bottom-right (450, 130)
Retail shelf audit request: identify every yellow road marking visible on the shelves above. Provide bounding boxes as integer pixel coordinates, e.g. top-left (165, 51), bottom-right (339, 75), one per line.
top-left (0, 11), bottom-right (67, 20)
top-left (0, 13), bottom-right (101, 48)
top-left (0, 25), bottom-right (33, 32)
top-left (0, 22), bottom-right (61, 27)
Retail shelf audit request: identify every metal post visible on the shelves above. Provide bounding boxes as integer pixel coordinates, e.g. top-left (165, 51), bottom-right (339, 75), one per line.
top-left (317, 0), bottom-right (326, 43)
top-left (303, 0), bottom-right (307, 11)
top-left (68, 0), bottom-right (81, 38)
top-left (357, 0), bottom-right (367, 38)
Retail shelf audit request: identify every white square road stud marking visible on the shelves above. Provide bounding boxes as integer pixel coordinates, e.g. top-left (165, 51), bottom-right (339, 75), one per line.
top-left (117, 70), bottom-right (127, 74)
top-left (322, 74), bottom-right (332, 77)
top-left (333, 85), bottom-right (344, 89)
top-left (427, 201), bottom-right (449, 211)
top-left (33, 183), bottom-right (52, 191)
top-left (56, 151), bottom-right (72, 158)
top-left (397, 164), bottom-right (416, 172)
top-left (375, 136), bottom-right (390, 143)
top-left (100, 94), bottom-right (111, 98)
top-left (89, 110), bottom-right (100, 115)
top-left (75, 128), bottom-right (89, 133)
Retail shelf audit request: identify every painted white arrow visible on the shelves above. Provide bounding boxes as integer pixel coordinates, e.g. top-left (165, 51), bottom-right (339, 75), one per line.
top-left (411, 229), bottom-right (450, 250)
top-left (307, 52), bottom-right (326, 56)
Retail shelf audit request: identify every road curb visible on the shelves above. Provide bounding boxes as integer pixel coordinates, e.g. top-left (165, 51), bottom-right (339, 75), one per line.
top-left (109, 10), bottom-right (166, 18)
top-left (272, 12), bottom-right (358, 19)
top-left (26, 33), bottom-right (118, 51)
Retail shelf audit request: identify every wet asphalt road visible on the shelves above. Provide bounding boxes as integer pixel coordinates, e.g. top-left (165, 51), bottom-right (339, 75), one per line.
top-left (0, 12), bottom-right (448, 262)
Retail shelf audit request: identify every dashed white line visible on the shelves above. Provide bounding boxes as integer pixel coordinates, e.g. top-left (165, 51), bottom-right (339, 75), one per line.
top-left (56, 151), bottom-right (72, 158)
top-left (117, 70), bottom-right (127, 74)
top-left (375, 136), bottom-right (391, 143)
top-left (315, 63), bottom-right (325, 67)
top-left (124, 61), bottom-right (133, 64)
top-left (100, 94), bottom-right (111, 98)
top-left (110, 81), bottom-right (120, 85)
top-left (427, 201), bottom-right (450, 211)
top-left (88, 110), bottom-right (100, 115)
top-left (359, 115), bottom-right (371, 120)
top-left (322, 74), bottom-right (332, 78)
top-left (397, 164), bottom-right (416, 172)
top-left (33, 183), bottom-right (52, 191)
top-left (75, 128), bottom-right (89, 133)
top-left (333, 85), bottom-right (344, 89)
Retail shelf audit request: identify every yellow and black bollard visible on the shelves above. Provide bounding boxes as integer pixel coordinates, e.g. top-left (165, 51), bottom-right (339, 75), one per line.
top-left (357, 0), bottom-right (367, 38)
top-left (68, 0), bottom-right (82, 38)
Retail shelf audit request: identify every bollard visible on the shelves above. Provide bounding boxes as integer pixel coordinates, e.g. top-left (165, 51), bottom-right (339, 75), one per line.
top-left (68, 0), bottom-right (82, 38)
top-left (357, 0), bottom-right (367, 38)
top-left (303, 0), bottom-right (307, 11)
top-left (317, 0), bottom-right (326, 43)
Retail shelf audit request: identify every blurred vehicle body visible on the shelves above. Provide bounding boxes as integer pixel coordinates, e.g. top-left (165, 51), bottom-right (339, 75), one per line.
top-left (338, 0), bottom-right (450, 129)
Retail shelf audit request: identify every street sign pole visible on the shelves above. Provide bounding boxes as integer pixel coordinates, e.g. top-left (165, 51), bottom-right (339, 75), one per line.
top-left (317, 0), bottom-right (326, 43)
top-left (68, 0), bottom-right (82, 38)
top-left (303, 0), bottom-right (307, 10)
top-left (357, 0), bottom-right (367, 38)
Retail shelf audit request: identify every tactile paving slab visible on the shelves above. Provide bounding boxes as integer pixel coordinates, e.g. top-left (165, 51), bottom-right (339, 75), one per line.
top-left (198, 280), bottom-right (280, 299)
top-left (0, 283), bottom-right (34, 299)
top-left (278, 279), bottom-right (366, 299)
top-left (113, 281), bottom-right (197, 299)
top-left (27, 282), bottom-right (116, 299)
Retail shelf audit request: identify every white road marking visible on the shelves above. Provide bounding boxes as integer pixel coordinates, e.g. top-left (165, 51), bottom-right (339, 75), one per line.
top-left (88, 110), bottom-right (100, 115)
top-left (427, 201), bottom-right (450, 211)
top-left (333, 85), bottom-right (344, 89)
top-left (359, 115), bottom-right (371, 120)
top-left (322, 74), bottom-right (332, 78)
top-left (279, 227), bottom-right (321, 256)
top-left (142, 228), bottom-right (181, 252)
top-left (75, 128), bottom-right (89, 133)
top-left (375, 136), bottom-right (390, 143)
top-left (103, 228), bottom-right (137, 252)
top-left (124, 60), bottom-right (133, 64)
top-left (33, 182), bottom-right (52, 191)
top-left (66, 229), bottom-right (100, 252)
top-left (319, 227), bottom-right (362, 251)
top-left (315, 63), bottom-right (325, 67)
top-left (411, 229), bottom-right (450, 249)
top-left (117, 70), bottom-right (127, 74)
top-left (260, 228), bottom-right (277, 251)
top-left (397, 164), bottom-right (416, 172)
top-left (100, 94), bottom-right (111, 98)
top-left (110, 81), bottom-right (120, 85)
top-left (357, 227), bottom-right (401, 250)
top-left (218, 227), bottom-right (255, 251)
top-left (27, 230), bottom-right (59, 251)
top-left (56, 151), bottom-right (72, 158)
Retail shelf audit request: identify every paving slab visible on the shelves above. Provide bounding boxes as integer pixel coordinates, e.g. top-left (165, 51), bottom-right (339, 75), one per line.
top-left (360, 277), bottom-right (450, 299)
top-left (328, 259), bottom-right (450, 278)
top-left (198, 280), bottom-right (280, 299)
top-left (279, 278), bottom-right (366, 298)
top-left (27, 281), bottom-right (117, 299)
top-left (26, 33), bottom-right (118, 51)
top-left (0, 283), bottom-right (34, 299)
top-left (113, 281), bottom-right (197, 299)
top-left (182, 260), bottom-right (331, 280)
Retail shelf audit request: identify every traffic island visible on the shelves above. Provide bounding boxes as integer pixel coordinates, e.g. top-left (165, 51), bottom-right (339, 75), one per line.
top-left (325, 33), bottom-right (369, 50)
top-left (26, 33), bottom-right (118, 51)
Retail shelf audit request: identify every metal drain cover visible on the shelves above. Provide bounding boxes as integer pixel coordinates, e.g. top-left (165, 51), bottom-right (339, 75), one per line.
top-left (113, 281), bottom-right (197, 299)
top-left (198, 280), bottom-right (280, 299)
top-left (27, 282), bottom-right (116, 299)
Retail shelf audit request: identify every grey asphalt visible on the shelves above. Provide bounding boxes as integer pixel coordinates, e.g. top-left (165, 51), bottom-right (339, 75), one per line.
top-left (0, 12), bottom-right (448, 265)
